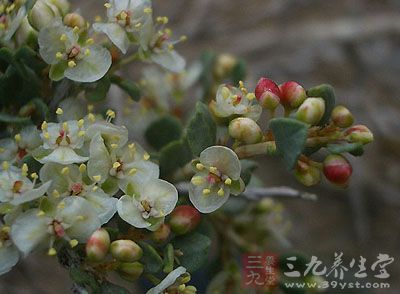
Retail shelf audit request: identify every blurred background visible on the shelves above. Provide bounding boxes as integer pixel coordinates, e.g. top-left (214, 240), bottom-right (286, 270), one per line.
top-left (1, 0), bottom-right (399, 293)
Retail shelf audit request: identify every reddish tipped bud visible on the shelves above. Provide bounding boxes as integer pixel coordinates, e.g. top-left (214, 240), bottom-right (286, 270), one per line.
top-left (169, 205), bottom-right (201, 235)
top-left (323, 154), bottom-right (352, 186)
top-left (228, 117), bottom-right (263, 144)
top-left (255, 77), bottom-right (281, 110)
top-left (279, 81), bottom-right (307, 109)
top-left (86, 228), bottom-right (110, 262)
top-left (344, 125), bottom-right (373, 145)
top-left (295, 97), bottom-right (325, 125)
top-left (151, 223), bottom-right (171, 243)
top-left (294, 161), bottom-right (321, 187)
top-left (110, 240), bottom-right (143, 262)
top-left (117, 262), bottom-right (144, 282)
top-left (331, 105), bottom-right (354, 128)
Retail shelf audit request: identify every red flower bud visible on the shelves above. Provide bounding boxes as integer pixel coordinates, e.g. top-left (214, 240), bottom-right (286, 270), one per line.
top-left (86, 228), bottom-right (110, 262)
top-left (255, 77), bottom-right (281, 110)
top-left (169, 205), bottom-right (201, 235)
top-left (151, 223), bottom-right (171, 243)
top-left (331, 105), bottom-right (354, 128)
top-left (323, 155), bottom-right (352, 186)
top-left (110, 240), bottom-right (143, 262)
top-left (344, 125), bottom-right (373, 145)
top-left (279, 81), bottom-right (307, 109)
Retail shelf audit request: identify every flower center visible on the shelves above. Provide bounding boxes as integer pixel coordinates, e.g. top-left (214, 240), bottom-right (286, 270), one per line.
top-left (51, 220), bottom-right (65, 238)
top-left (70, 183), bottom-right (83, 196)
top-left (56, 129), bottom-right (71, 146)
top-left (12, 180), bottom-right (23, 193)
top-left (17, 148), bottom-right (27, 160)
top-left (68, 46), bottom-right (81, 60)
top-left (116, 10), bottom-right (131, 27)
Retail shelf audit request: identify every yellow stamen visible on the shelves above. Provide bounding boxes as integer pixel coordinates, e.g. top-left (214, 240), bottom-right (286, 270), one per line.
top-left (68, 60), bottom-right (77, 68)
top-left (2, 161), bottom-right (9, 170)
top-left (48, 248), bottom-right (57, 256)
top-left (41, 121), bottom-right (48, 130)
top-left (56, 108), bottom-right (63, 115)
top-left (224, 178), bottom-right (232, 185)
top-left (111, 143), bottom-right (118, 149)
top-left (31, 173), bottom-right (38, 180)
top-left (57, 202), bottom-right (65, 209)
top-left (52, 190), bottom-right (60, 198)
top-left (21, 163), bottom-right (28, 177)
top-left (79, 164), bottom-right (86, 173)
top-left (104, 3), bottom-right (112, 9)
top-left (217, 188), bottom-right (225, 196)
top-left (93, 175), bottom-right (101, 182)
top-left (70, 239), bottom-right (79, 248)
top-left (43, 132), bottom-right (50, 139)
top-left (61, 167), bottom-right (69, 175)
top-left (36, 210), bottom-right (45, 217)
top-left (62, 122), bottom-right (69, 131)
top-left (60, 34), bottom-right (67, 42)
top-left (196, 163), bottom-right (205, 171)
top-left (106, 109), bottom-right (116, 118)
top-left (202, 188), bottom-right (211, 196)
top-left (88, 113), bottom-right (96, 122)
top-left (191, 176), bottom-right (204, 186)
top-left (113, 162), bottom-right (121, 169)
top-left (78, 131), bottom-right (85, 137)
top-left (77, 119), bottom-right (84, 128)
top-left (143, 153), bottom-right (150, 160)
top-left (86, 38), bottom-right (94, 45)
top-left (14, 134), bottom-right (21, 142)
top-left (144, 7), bottom-right (152, 14)
top-left (246, 93), bottom-right (256, 100)
top-left (76, 215), bottom-right (85, 221)
top-left (72, 26), bottom-right (79, 33)
top-left (84, 49), bottom-right (91, 56)
top-left (128, 168), bottom-right (137, 175)
top-left (209, 166), bottom-right (218, 174)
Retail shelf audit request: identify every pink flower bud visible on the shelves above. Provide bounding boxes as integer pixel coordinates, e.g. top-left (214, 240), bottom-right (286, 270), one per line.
top-left (279, 81), bottom-right (307, 109)
top-left (295, 97), bottom-right (325, 125)
top-left (255, 77), bottom-right (281, 110)
top-left (110, 240), bottom-right (143, 262)
top-left (228, 117), bottom-right (263, 144)
top-left (86, 228), bottom-right (110, 262)
top-left (117, 262), bottom-right (144, 282)
top-left (323, 154), bottom-right (352, 186)
top-left (294, 161), bottom-right (321, 187)
top-left (344, 125), bottom-right (373, 145)
top-left (169, 205), bottom-right (201, 235)
top-left (331, 105), bottom-right (354, 128)
top-left (151, 223), bottom-right (171, 243)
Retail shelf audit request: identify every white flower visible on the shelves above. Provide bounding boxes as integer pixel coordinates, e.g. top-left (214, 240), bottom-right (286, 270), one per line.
top-left (0, 221), bottom-right (20, 275)
top-left (11, 196), bottom-right (101, 255)
top-left (189, 146), bottom-right (245, 213)
top-left (93, 0), bottom-right (152, 54)
top-left (0, 0), bottom-right (26, 42)
top-left (39, 163), bottom-right (117, 224)
top-left (0, 165), bottom-right (51, 206)
top-left (210, 84), bottom-right (262, 121)
top-left (117, 179), bottom-right (178, 231)
top-left (35, 120), bottom-right (89, 165)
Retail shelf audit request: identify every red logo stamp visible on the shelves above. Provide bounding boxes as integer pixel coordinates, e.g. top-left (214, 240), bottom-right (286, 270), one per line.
top-left (242, 253), bottom-right (278, 289)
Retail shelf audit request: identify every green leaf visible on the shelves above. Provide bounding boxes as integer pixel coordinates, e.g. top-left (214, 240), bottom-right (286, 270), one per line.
top-left (269, 118), bottom-right (309, 170)
top-left (327, 142), bottom-right (364, 156)
top-left (70, 267), bottom-right (99, 291)
top-left (139, 242), bottom-right (163, 273)
top-left (145, 116), bottom-right (183, 150)
top-left (172, 232), bottom-right (211, 272)
top-left (159, 138), bottom-right (192, 178)
top-left (186, 102), bottom-right (216, 156)
top-left (200, 50), bottom-right (216, 101)
top-left (306, 84), bottom-right (336, 126)
top-left (85, 75), bottom-right (111, 102)
top-left (31, 98), bottom-right (50, 121)
top-left (231, 59), bottom-right (246, 85)
top-left (0, 113), bottom-right (31, 124)
top-left (162, 243), bottom-right (175, 273)
top-left (240, 159), bottom-right (257, 186)
top-left (111, 75), bottom-right (141, 101)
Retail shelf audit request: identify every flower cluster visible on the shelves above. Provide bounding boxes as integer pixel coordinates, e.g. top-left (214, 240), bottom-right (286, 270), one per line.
top-left (0, 108), bottom-right (179, 274)
top-left (0, 0), bottom-right (26, 42)
top-left (94, 0), bottom-right (186, 72)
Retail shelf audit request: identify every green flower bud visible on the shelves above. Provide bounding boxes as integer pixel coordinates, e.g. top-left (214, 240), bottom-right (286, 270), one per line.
top-left (228, 117), bottom-right (263, 144)
top-left (15, 17), bottom-right (37, 46)
top-left (331, 105), bottom-right (354, 128)
top-left (85, 228), bottom-right (110, 262)
top-left (151, 223), bottom-right (171, 243)
top-left (344, 125), bottom-right (373, 145)
top-left (28, 0), bottom-right (60, 31)
top-left (279, 81), bottom-right (307, 109)
top-left (214, 54), bottom-right (237, 78)
top-left (63, 13), bottom-right (85, 29)
top-left (110, 240), bottom-right (143, 262)
top-left (51, 0), bottom-right (70, 15)
top-left (117, 262), bottom-right (144, 282)
top-left (169, 205), bottom-right (201, 235)
top-left (294, 161), bottom-right (321, 187)
top-left (295, 97), bottom-right (325, 125)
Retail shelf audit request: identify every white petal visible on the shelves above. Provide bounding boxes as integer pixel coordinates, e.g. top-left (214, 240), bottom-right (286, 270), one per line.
top-left (140, 179), bottom-right (178, 215)
top-left (40, 163), bottom-right (81, 194)
top-left (11, 210), bottom-right (49, 255)
top-left (0, 245), bottom-right (19, 275)
top-left (189, 182), bottom-right (230, 213)
top-left (39, 147), bottom-right (89, 165)
top-left (200, 146), bottom-right (241, 179)
top-left (85, 190), bottom-right (117, 224)
top-left (87, 133), bottom-right (112, 183)
top-left (10, 181), bottom-right (52, 206)
top-left (117, 195), bottom-right (151, 228)
top-left (118, 160), bottom-right (159, 192)
top-left (151, 50), bottom-right (186, 73)
top-left (93, 23), bottom-right (129, 54)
